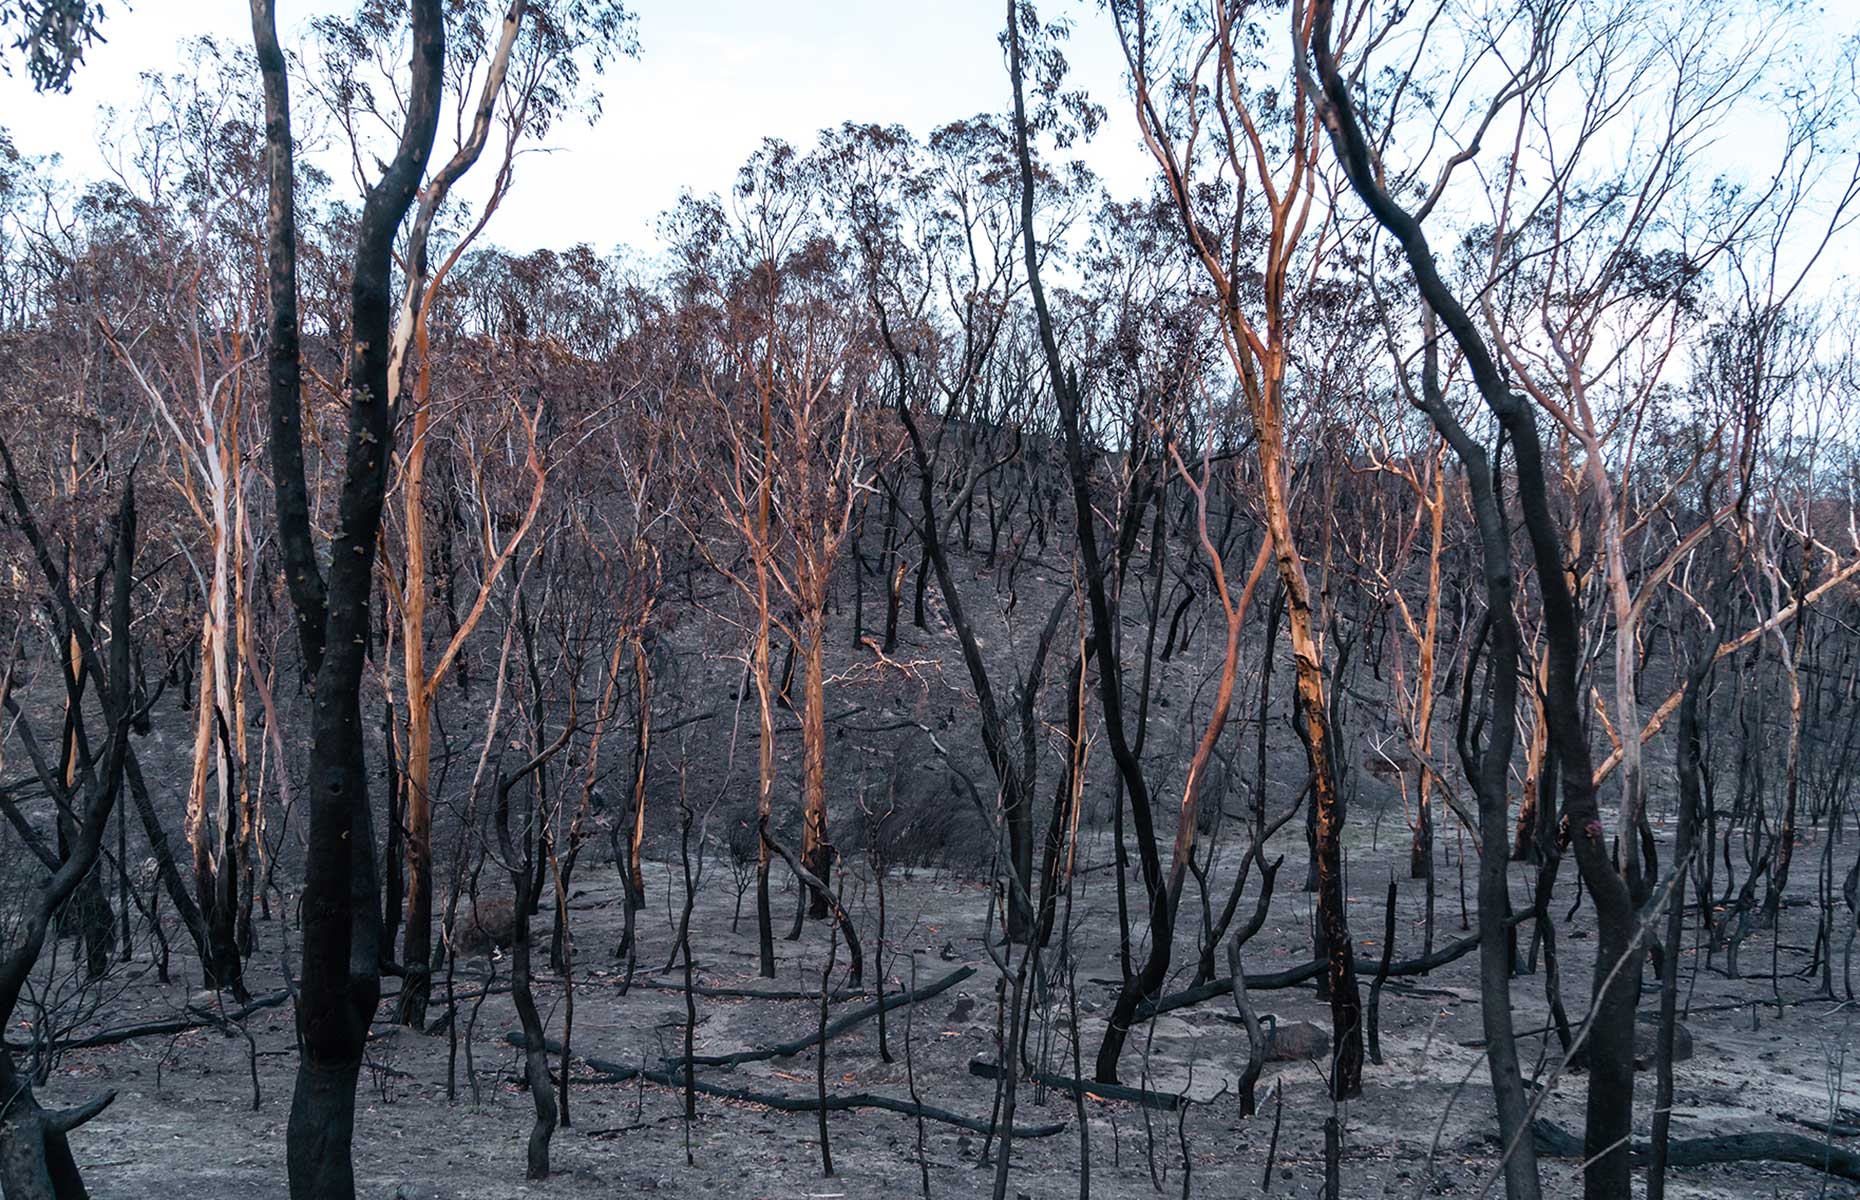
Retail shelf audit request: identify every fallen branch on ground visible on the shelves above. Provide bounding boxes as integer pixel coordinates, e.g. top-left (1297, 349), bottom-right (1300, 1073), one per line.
top-left (1782, 1112), bottom-right (1860, 1138)
top-left (505, 1029), bottom-right (1065, 1138)
top-left (1533, 1120), bottom-right (1860, 1182)
top-left (1136, 912), bottom-right (1531, 1021)
top-left (624, 976), bottom-right (867, 1003)
top-left (499, 965), bottom-right (969, 1074)
top-left (3, 988), bottom-right (293, 1053)
top-left (969, 1057), bottom-right (1185, 1111)
top-left (678, 964), bottom-right (972, 1069)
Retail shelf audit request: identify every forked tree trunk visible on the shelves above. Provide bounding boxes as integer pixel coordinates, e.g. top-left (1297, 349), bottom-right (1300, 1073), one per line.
top-left (0, 1056), bottom-right (116, 1200)
top-left (254, 1), bottom-right (444, 1195)
top-left (390, 0), bottom-right (528, 1026)
top-left (1308, 19), bottom-right (1636, 1190)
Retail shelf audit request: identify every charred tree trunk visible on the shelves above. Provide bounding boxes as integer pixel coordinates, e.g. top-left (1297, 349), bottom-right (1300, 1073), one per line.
top-left (1649, 630), bottom-right (1718, 1200)
top-left (254, 2), bottom-right (444, 1195)
top-left (1006, 8), bottom-right (1169, 1083)
top-left (0, 467), bottom-right (139, 1199)
top-left (1309, 23), bottom-right (1636, 1192)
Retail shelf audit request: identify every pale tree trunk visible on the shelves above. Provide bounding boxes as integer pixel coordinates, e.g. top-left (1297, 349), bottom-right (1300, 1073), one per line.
top-left (106, 314), bottom-right (251, 995)
top-left (1515, 657), bottom-right (1550, 861)
top-left (753, 555), bottom-right (778, 976)
top-left (229, 416), bottom-right (256, 951)
top-left (1370, 440), bottom-right (1449, 880)
top-left (388, 0), bottom-right (529, 1027)
top-left (800, 599), bottom-right (831, 918)
top-left (397, 347), bottom-right (435, 1019)
top-left (625, 635), bottom-right (652, 910)
top-left (1763, 538), bottom-right (1809, 926)
top-left (1256, 399), bottom-right (1364, 1099)
top-left (1410, 463), bottom-right (1445, 880)
top-left (1592, 552), bottom-right (1860, 790)
top-left (394, 383), bottom-right (544, 1023)
top-left (1163, 438), bottom-right (1272, 920)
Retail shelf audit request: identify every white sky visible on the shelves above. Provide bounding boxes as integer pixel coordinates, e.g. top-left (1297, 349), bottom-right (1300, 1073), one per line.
top-left (4, 0), bottom-right (1852, 308)
top-left (0, 0), bottom-right (1158, 255)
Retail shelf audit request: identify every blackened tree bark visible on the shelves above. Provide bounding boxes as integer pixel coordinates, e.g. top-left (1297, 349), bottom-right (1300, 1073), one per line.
top-left (1004, 1), bottom-right (1168, 1083)
top-left (1648, 618), bottom-right (1719, 1200)
top-left (494, 637), bottom-right (575, 1181)
top-left (0, 461), bottom-right (139, 1199)
top-left (1109, 0), bottom-right (1363, 1095)
top-left (252, 0), bottom-right (324, 681)
top-left (887, 358), bottom-right (1058, 939)
top-left (1304, 7), bottom-right (1639, 1194)
top-left (1411, 311), bottom-right (1541, 1200)
top-left (252, 2), bottom-right (445, 1197)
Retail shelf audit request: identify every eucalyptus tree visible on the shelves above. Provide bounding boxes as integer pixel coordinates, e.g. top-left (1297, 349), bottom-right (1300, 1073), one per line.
top-left (1298, 0), bottom-right (1845, 1191)
top-left (251, 0), bottom-right (444, 1194)
top-left (1105, 0), bottom-right (1370, 1095)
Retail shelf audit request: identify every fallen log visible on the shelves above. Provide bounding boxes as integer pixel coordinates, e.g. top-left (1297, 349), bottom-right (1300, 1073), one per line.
top-left (505, 1031), bottom-right (1065, 1138)
top-left (502, 965), bottom-right (971, 1074)
top-left (1136, 911), bottom-right (1532, 1021)
top-left (680, 964), bottom-right (973, 1069)
top-left (3, 988), bottom-right (293, 1053)
top-left (648, 1066), bottom-right (1066, 1138)
top-left (623, 977), bottom-right (866, 1003)
top-left (1782, 1112), bottom-right (1860, 1139)
top-left (968, 1056), bottom-right (1184, 1111)
top-left (424, 975), bottom-right (856, 1034)
top-left (1533, 1120), bottom-right (1860, 1182)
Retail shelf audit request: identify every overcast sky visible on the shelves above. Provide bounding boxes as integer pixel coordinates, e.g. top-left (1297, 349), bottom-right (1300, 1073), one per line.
top-left (1, 0), bottom-right (1156, 255)
top-left (7, 0), bottom-right (1853, 306)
